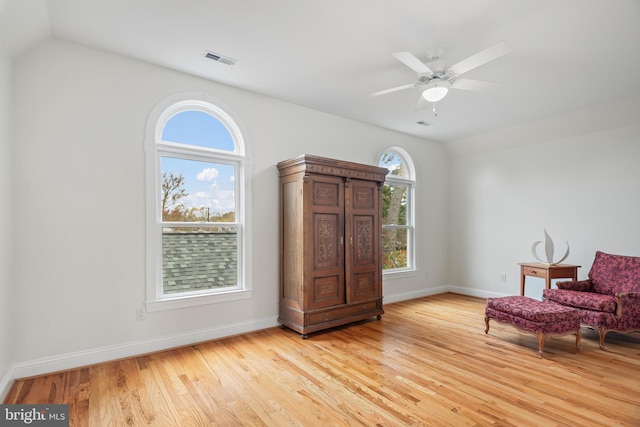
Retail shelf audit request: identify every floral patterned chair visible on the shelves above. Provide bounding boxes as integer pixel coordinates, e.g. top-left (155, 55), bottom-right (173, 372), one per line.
top-left (543, 251), bottom-right (640, 349)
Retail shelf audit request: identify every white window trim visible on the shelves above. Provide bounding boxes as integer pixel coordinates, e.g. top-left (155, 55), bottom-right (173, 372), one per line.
top-left (144, 93), bottom-right (253, 312)
top-left (377, 146), bottom-right (417, 274)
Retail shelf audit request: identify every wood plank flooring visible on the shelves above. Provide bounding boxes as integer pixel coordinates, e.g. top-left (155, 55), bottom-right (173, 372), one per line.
top-left (5, 293), bottom-right (640, 426)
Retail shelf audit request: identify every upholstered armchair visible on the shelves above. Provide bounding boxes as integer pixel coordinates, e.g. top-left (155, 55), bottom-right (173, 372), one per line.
top-left (543, 251), bottom-right (640, 349)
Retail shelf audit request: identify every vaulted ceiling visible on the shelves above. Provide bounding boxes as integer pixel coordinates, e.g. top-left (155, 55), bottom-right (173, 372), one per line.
top-left (2, 0), bottom-right (640, 143)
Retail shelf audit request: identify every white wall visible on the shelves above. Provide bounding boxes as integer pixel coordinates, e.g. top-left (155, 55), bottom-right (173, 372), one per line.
top-left (449, 99), bottom-right (640, 300)
top-left (8, 39), bottom-right (449, 377)
top-left (0, 31), bottom-right (13, 396)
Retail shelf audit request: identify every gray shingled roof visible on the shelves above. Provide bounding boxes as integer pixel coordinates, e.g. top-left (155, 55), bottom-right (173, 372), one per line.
top-left (162, 230), bottom-right (237, 294)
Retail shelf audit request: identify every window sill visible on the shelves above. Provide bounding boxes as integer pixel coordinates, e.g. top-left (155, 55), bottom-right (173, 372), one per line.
top-left (146, 289), bottom-right (253, 312)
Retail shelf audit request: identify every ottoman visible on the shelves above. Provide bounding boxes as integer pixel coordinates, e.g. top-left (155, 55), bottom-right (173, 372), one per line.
top-left (485, 296), bottom-right (581, 357)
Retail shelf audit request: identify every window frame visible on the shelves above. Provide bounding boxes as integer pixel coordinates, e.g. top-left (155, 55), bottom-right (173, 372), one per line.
top-left (145, 94), bottom-right (252, 312)
top-left (378, 147), bottom-right (416, 274)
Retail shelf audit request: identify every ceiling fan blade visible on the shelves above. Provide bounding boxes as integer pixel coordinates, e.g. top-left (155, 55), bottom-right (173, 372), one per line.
top-left (448, 41), bottom-right (511, 76)
top-left (451, 78), bottom-right (500, 91)
top-left (370, 83), bottom-right (416, 97)
top-left (392, 51), bottom-right (434, 75)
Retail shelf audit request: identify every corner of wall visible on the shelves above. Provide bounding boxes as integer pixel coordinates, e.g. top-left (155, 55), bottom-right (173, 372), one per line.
top-left (0, 34), bottom-right (14, 403)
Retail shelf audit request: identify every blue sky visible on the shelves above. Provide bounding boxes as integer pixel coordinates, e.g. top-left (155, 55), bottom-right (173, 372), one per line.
top-left (161, 110), bottom-right (236, 216)
top-left (378, 150), bottom-right (406, 177)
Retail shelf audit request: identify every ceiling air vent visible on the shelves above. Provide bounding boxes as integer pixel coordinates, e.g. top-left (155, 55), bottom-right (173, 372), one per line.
top-left (204, 51), bottom-right (236, 66)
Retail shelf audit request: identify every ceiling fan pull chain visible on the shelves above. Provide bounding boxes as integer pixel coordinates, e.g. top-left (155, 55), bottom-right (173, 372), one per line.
top-left (433, 103), bottom-right (438, 117)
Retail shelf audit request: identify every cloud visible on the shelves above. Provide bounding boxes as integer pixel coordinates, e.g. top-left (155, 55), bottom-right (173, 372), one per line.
top-left (182, 192), bottom-right (210, 208)
top-left (197, 167), bottom-right (219, 181)
top-left (182, 189), bottom-right (235, 213)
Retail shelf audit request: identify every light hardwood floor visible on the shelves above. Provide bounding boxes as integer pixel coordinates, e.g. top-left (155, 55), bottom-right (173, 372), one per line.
top-left (5, 293), bottom-right (640, 426)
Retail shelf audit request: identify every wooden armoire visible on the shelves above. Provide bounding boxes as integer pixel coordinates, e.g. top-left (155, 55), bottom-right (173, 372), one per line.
top-left (277, 155), bottom-right (388, 338)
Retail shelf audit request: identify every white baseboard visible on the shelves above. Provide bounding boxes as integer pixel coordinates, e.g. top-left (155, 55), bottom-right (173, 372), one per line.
top-left (383, 286), bottom-right (451, 304)
top-left (445, 286), bottom-right (511, 299)
top-left (384, 285), bottom-right (511, 304)
top-left (1, 316), bottom-right (279, 400)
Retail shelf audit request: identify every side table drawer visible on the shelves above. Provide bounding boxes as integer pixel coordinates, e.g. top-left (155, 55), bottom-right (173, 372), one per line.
top-left (522, 266), bottom-right (547, 278)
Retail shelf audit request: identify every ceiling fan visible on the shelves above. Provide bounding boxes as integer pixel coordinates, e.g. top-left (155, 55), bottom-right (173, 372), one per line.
top-left (371, 41), bottom-right (511, 115)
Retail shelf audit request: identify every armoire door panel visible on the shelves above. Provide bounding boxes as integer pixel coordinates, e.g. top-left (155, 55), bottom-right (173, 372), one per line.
top-left (312, 180), bottom-right (341, 207)
top-left (353, 215), bottom-right (375, 266)
top-left (313, 213), bottom-right (342, 269)
top-left (351, 183), bottom-right (375, 209)
top-left (310, 274), bottom-right (345, 309)
top-left (350, 271), bottom-right (378, 301)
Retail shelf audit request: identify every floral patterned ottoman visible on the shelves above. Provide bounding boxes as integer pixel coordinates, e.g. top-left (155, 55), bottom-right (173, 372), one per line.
top-left (485, 295), bottom-right (581, 357)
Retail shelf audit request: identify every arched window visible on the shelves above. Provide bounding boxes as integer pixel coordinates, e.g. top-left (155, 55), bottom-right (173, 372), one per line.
top-left (378, 147), bottom-right (415, 272)
top-left (145, 96), bottom-right (251, 310)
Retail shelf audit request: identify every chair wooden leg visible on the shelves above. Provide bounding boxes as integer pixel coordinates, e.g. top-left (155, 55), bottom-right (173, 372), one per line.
top-left (536, 333), bottom-right (545, 357)
top-left (484, 316), bottom-right (490, 334)
top-left (597, 326), bottom-right (607, 349)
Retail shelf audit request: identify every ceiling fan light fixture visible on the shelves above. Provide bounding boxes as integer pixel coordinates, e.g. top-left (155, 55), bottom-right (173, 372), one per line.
top-left (422, 80), bottom-right (450, 103)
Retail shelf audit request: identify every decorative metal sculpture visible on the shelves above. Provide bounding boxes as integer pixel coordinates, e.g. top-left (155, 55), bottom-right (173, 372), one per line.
top-left (531, 229), bottom-right (570, 265)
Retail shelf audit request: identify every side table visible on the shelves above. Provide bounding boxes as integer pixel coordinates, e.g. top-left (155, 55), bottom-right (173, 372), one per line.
top-left (518, 262), bottom-right (581, 296)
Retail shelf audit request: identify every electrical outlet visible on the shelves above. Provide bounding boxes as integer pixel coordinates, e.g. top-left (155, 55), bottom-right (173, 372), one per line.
top-left (136, 306), bottom-right (146, 321)
top-left (499, 274), bottom-right (507, 283)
